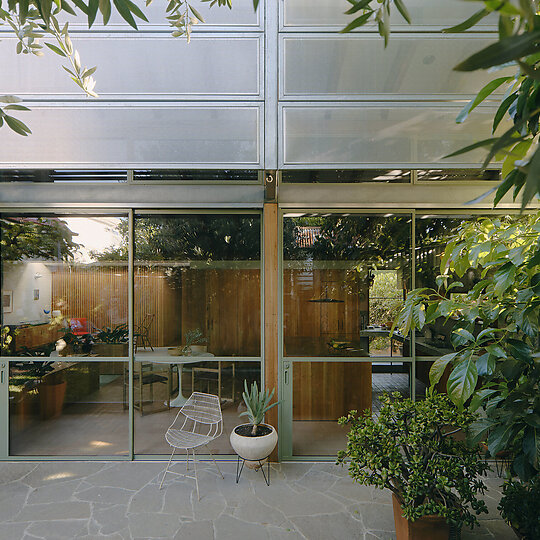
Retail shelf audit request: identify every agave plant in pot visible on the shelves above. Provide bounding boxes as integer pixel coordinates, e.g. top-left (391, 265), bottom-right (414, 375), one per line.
top-left (230, 381), bottom-right (279, 474)
top-left (337, 392), bottom-right (489, 540)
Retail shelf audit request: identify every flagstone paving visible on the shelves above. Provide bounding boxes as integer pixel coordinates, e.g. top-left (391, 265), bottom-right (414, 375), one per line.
top-left (0, 461), bottom-right (514, 539)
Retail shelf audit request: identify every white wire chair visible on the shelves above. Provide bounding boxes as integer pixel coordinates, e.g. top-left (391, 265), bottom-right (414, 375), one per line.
top-left (159, 392), bottom-right (224, 500)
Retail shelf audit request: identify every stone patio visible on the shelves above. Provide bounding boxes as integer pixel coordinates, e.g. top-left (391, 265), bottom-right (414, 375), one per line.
top-left (0, 461), bottom-right (514, 539)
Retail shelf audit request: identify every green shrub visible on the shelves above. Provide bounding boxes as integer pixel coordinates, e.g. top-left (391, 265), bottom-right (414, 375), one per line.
top-left (337, 392), bottom-right (489, 531)
top-left (498, 476), bottom-right (540, 540)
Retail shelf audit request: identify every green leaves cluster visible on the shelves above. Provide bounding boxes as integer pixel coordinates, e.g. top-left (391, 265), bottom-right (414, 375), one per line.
top-left (0, 95), bottom-right (31, 136)
top-left (498, 476), bottom-right (540, 539)
top-left (1, 216), bottom-right (80, 261)
top-left (0, 0), bottom-right (236, 135)
top-left (95, 324), bottom-right (129, 343)
top-left (394, 213), bottom-right (540, 480)
top-left (337, 392), bottom-right (489, 530)
top-left (240, 380), bottom-right (279, 435)
top-left (342, 0), bottom-right (540, 208)
top-left (341, 0), bottom-right (410, 45)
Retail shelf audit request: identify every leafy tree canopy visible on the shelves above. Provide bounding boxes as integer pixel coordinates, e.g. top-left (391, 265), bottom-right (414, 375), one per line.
top-left (93, 215), bottom-right (260, 261)
top-left (1, 216), bottom-right (80, 260)
top-left (393, 211), bottom-right (540, 480)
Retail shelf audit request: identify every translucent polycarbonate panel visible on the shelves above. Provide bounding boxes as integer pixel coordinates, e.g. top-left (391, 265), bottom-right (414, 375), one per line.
top-left (0, 104), bottom-right (261, 168)
top-left (60, 0), bottom-right (260, 29)
top-left (292, 361), bottom-right (412, 456)
top-left (282, 0), bottom-right (495, 29)
top-left (281, 104), bottom-right (501, 167)
top-left (282, 35), bottom-right (508, 98)
top-left (133, 360), bottom-right (260, 454)
top-left (283, 213), bottom-right (411, 358)
top-left (9, 359), bottom-right (128, 456)
top-left (1, 215), bottom-right (128, 357)
top-left (2, 35), bottom-right (261, 99)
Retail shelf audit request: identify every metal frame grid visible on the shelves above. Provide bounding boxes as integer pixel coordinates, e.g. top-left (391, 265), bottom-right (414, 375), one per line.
top-left (0, 207), bottom-right (264, 461)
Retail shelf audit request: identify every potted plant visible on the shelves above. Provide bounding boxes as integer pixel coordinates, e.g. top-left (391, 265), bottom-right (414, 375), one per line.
top-left (168, 328), bottom-right (208, 356)
top-left (229, 380), bottom-right (279, 469)
top-left (498, 476), bottom-right (540, 540)
top-left (93, 324), bottom-right (129, 356)
top-left (182, 328), bottom-right (207, 355)
top-left (337, 392), bottom-right (489, 540)
top-left (22, 359), bottom-right (66, 420)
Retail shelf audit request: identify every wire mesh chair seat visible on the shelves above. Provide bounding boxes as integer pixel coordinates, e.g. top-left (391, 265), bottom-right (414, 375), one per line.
top-left (165, 429), bottom-right (214, 449)
top-left (159, 392), bottom-right (224, 500)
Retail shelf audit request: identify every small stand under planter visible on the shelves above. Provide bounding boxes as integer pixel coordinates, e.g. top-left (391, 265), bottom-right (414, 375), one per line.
top-left (235, 454), bottom-right (271, 486)
top-left (230, 422), bottom-right (278, 487)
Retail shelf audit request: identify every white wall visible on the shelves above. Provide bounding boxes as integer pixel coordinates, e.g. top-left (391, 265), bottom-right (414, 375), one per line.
top-left (2, 261), bottom-right (52, 325)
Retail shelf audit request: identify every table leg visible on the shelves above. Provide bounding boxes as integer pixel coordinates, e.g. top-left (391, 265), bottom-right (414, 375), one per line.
top-left (169, 364), bottom-right (189, 407)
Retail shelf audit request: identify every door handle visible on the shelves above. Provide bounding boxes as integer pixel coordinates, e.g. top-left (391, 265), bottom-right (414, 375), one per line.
top-left (284, 362), bottom-right (290, 385)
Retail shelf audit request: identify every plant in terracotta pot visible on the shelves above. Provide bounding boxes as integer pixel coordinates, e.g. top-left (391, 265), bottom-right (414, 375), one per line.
top-left (337, 392), bottom-right (489, 540)
top-left (230, 380), bottom-right (279, 469)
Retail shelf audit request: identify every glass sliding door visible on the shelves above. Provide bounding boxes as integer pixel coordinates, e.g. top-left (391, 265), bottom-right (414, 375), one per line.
top-left (132, 212), bottom-right (262, 455)
top-left (282, 212), bottom-right (412, 457)
top-left (1, 214), bottom-right (129, 456)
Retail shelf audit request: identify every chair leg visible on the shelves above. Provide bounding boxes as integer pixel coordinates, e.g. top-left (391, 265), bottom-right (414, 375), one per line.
top-left (232, 362), bottom-right (236, 401)
top-left (206, 444), bottom-right (224, 479)
top-left (191, 448), bottom-right (200, 501)
top-left (218, 362), bottom-right (222, 403)
top-left (186, 448), bottom-right (189, 471)
top-left (159, 447), bottom-right (176, 490)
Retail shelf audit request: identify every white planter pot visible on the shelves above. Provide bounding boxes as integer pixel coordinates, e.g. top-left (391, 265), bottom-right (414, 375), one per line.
top-left (230, 424), bottom-right (278, 467)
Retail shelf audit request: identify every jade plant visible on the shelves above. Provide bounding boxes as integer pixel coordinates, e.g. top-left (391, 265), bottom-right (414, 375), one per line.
top-left (240, 380), bottom-right (279, 436)
top-left (337, 392), bottom-right (489, 532)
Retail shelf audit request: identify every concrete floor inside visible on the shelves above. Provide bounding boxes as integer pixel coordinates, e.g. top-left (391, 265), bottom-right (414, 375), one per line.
top-left (10, 372), bottom-right (424, 458)
top-left (0, 461), bottom-right (514, 540)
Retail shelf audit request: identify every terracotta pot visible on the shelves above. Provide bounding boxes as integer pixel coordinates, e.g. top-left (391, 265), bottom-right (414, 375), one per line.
top-left (230, 423), bottom-right (278, 469)
top-left (392, 493), bottom-right (450, 540)
top-left (39, 380), bottom-right (67, 420)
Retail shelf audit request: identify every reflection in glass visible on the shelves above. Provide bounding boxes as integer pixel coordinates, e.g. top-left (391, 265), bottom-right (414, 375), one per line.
top-left (131, 214), bottom-right (262, 454)
top-left (292, 361), bottom-right (412, 456)
top-left (133, 360), bottom-right (260, 455)
top-left (415, 215), bottom-right (490, 356)
top-left (416, 169), bottom-right (500, 182)
top-left (281, 169), bottom-right (410, 183)
top-left (9, 359), bottom-right (128, 455)
top-left (1, 215), bottom-right (129, 455)
top-left (1, 215), bottom-right (128, 357)
top-left (283, 213), bottom-right (411, 357)
top-left (133, 214), bottom-right (261, 356)
top-left (0, 170), bottom-right (127, 183)
top-left (133, 170), bottom-right (259, 182)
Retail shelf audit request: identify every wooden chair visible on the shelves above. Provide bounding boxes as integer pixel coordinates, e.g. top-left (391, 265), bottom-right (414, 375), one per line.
top-left (123, 361), bottom-right (175, 415)
top-left (191, 361), bottom-right (235, 403)
top-left (135, 313), bottom-right (155, 352)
